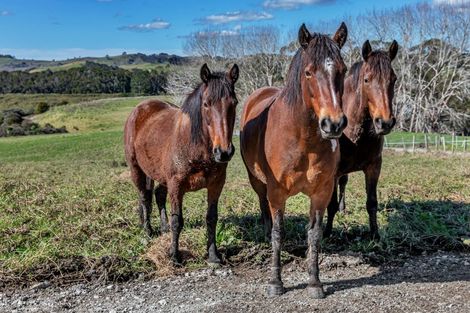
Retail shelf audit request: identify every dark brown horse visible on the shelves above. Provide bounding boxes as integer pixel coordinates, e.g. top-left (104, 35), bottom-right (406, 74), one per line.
top-left (240, 23), bottom-right (348, 298)
top-left (124, 63), bottom-right (239, 264)
top-left (324, 40), bottom-right (399, 240)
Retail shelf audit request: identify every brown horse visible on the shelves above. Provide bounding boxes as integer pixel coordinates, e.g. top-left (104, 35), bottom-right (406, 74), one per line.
top-left (240, 23), bottom-right (348, 298)
top-left (124, 63), bottom-right (239, 264)
top-left (323, 40), bottom-right (399, 240)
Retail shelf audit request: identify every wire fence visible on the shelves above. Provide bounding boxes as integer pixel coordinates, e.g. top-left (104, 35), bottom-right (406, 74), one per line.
top-left (384, 134), bottom-right (469, 153)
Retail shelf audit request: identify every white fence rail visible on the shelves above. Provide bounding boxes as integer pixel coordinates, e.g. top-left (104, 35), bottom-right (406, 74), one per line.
top-left (384, 134), bottom-right (469, 153)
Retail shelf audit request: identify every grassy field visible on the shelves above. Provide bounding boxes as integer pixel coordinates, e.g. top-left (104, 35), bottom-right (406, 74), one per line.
top-left (0, 94), bottom-right (126, 112)
top-left (28, 61), bottom-right (170, 73)
top-left (0, 96), bottom-right (469, 285)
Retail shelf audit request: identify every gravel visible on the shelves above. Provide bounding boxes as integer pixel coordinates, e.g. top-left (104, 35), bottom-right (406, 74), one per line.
top-left (1, 252), bottom-right (469, 313)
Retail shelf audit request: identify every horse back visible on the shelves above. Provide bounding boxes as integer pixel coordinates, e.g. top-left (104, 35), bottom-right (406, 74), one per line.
top-left (241, 87), bottom-right (280, 128)
top-left (124, 99), bottom-right (179, 171)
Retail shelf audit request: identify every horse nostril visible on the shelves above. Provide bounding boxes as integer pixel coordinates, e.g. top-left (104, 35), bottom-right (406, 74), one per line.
top-left (374, 118), bottom-right (383, 129)
top-left (320, 118), bottom-right (331, 133)
top-left (227, 143), bottom-right (235, 157)
top-left (213, 146), bottom-right (221, 156)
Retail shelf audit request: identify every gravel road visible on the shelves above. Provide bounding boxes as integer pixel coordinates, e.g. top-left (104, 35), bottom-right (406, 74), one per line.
top-left (1, 251), bottom-right (469, 313)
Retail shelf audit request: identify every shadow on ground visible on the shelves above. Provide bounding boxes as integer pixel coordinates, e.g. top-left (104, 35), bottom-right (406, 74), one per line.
top-left (219, 199), bottom-right (469, 266)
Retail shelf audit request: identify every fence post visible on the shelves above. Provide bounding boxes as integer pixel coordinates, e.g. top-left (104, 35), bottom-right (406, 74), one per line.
top-left (452, 133), bottom-right (455, 153)
top-left (412, 135), bottom-right (415, 152)
top-left (435, 135), bottom-right (438, 151)
top-left (442, 136), bottom-right (446, 152)
top-left (384, 136), bottom-right (388, 148)
top-left (464, 138), bottom-right (467, 152)
top-left (424, 134), bottom-right (428, 151)
top-left (402, 136), bottom-right (406, 150)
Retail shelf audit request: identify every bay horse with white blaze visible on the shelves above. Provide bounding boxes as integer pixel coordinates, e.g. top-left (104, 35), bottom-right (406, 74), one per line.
top-left (240, 23), bottom-right (348, 298)
top-left (124, 63), bottom-right (239, 264)
top-left (323, 40), bottom-right (399, 240)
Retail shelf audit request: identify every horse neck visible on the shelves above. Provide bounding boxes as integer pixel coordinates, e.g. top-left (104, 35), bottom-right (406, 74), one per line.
top-left (276, 92), bottom-right (321, 141)
top-left (177, 112), bottom-right (212, 161)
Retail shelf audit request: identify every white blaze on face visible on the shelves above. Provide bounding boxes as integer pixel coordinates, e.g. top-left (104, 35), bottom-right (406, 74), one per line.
top-left (324, 57), bottom-right (338, 108)
top-left (330, 139), bottom-right (338, 152)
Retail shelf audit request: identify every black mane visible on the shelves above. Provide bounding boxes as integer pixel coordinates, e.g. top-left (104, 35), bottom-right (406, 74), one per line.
top-left (281, 33), bottom-right (343, 106)
top-left (181, 72), bottom-right (234, 143)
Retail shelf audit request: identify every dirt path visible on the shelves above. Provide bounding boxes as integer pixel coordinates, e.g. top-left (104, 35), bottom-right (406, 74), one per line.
top-left (1, 252), bottom-right (469, 313)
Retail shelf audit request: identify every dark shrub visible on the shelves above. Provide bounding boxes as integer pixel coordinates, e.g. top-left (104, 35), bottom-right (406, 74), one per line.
top-left (8, 125), bottom-right (25, 136)
top-left (35, 102), bottom-right (50, 114)
top-left (3, 111), bottom-right (23, 125)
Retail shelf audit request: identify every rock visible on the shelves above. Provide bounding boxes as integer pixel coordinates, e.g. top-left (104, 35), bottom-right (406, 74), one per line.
top-left (30, 281), bottom-right (51, 290)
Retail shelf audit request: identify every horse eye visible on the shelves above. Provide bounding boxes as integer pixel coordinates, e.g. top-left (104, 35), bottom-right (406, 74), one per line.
top-left (305, 71), bottom-right (312, 78)
top-left (364, 77), bottom-right (369, 84)
top-left (203, 102), bottom-right (209, 108)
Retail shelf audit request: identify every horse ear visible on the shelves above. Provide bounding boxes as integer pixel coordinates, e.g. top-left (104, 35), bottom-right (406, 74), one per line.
top-left (227, 64), bottom-right (239, 84)
top-left (298, 23), bottom-right (311, 49)
top-left (332, 22), bottom-right (348, 49)
top-left (200, 63), bottom-right (211, 84)
top-left (362, 40), bottom-right (372, 61)
top-left (389, 40), bottom-right (398, 61)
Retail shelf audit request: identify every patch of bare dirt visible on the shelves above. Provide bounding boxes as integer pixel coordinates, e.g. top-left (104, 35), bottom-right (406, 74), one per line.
top-left (1, 252), bottom-right (469, 313)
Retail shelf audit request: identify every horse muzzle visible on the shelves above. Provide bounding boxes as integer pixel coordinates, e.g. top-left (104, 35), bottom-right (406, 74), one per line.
top-left (374, 117), bottom-right (396, 135)
top-left (213, 144), bottom-right (235, 163)
top-left (319, 115), bottom-right (348, 139)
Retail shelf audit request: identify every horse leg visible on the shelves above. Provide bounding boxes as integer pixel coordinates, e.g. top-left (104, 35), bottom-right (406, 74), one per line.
top-left (307, 192), bottom-right (330, 299)
top-left (168, 183), bottom-right (184, 264)
top-left (266, 189), bottom-right (286, 297)
top-left (129, 165), bottom-right (154, 237)
top-left (206, 180), bottom-right (225, 265)
top-left (248, 172), bottom-right (271, 242)
top-left (338, 175), bottom-right (348, 212)
top-left (324, 178), bottom-right (338, 238)
top-left (155, 185), bottom-right (169, 234)
top-left (364, 160), bottom-right (382, 240)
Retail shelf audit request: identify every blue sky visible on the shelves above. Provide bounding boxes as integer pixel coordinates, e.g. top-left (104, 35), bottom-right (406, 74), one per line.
top-left (0, 0), bottom-right (440, 60)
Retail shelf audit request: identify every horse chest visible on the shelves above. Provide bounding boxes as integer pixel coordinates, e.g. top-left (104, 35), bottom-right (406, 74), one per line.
top-left (185, 165), bottom-right (220, 191)
top-left (280, 150), bottom-right (337, 195)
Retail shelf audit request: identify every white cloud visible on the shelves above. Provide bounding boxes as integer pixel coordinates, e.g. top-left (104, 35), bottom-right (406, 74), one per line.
top-left (1, 10), bottom-right (12, 16)
top-left (433, 0), bottom-right (470, 4)
top-left (119, 19), bottom-right (170, 32)
top-left (195, 25), bottom-right (243, 38)
top-left (199, 11), bottom-right (273, 24)
top-left (263, 0), bottom-right (334, 10)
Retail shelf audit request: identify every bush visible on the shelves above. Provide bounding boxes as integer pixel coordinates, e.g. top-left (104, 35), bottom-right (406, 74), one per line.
top-left (35, 102), bottom-right (50, 114)
top-left (2, 111), bottom-right (23, 125)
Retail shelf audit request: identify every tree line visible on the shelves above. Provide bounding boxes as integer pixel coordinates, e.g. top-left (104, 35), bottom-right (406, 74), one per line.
top-left (177, 2), bottom-right (469, 135)
top-left (0, 62), bottom-right (167, 95)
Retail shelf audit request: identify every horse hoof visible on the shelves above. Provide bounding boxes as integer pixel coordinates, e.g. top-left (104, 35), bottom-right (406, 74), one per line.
top-left (266, 282), bottom-right (284, 297)
top-left (208, 261), bottom-right (222, 269)
top-left (207, 256), bottom-right (222, 267)
top-left (308, 286), bottom-right (325, 299)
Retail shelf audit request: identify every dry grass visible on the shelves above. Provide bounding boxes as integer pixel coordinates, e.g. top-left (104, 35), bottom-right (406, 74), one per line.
top-left (145, 232), bottom-right (205, 277)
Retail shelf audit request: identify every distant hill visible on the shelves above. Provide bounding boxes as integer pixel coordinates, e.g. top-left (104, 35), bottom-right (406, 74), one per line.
top-left (0, 53), bottom-right (190, 73)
